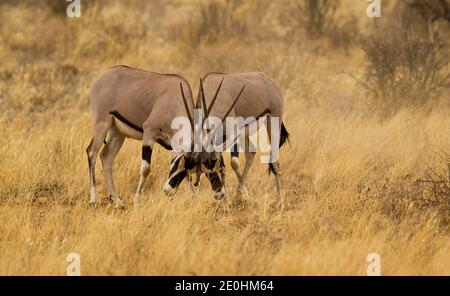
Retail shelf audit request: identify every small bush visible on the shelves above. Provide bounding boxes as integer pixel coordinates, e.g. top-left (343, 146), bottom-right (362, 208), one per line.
top-left (362, 24), bottom-right (449, 113)
top-left (282, 0), bottom-right (336, 37)
top-left (176, 0), bottom-right (248, 48)
top-left (280, 0), bottom-right (359, 48)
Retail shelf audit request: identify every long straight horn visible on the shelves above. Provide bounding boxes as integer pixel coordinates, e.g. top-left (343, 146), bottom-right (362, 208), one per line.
top-left (220, 84), bottom-right (245, 123)
top-left (207, 84), bottom-right (246, 148)
top-left (179, 82), bottom-right (194, 132)
top-left (199, 78), bottom-right (208, 119)
top-left (205, 77), bottom-right (225, 118)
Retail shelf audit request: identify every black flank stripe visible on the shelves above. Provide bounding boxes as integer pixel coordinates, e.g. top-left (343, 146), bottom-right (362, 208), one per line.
top-left (110, 111), bottom-right (143, 133)
top-left (156, 139), bottom-right (172, 151)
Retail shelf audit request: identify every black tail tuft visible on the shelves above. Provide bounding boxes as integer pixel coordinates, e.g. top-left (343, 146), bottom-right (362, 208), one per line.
top-left (268, 163), bottom-right (275, 175)
top-left (268, 123), bottom-right (289, 174)
top-left (279, 123), bottom-right (290, 148)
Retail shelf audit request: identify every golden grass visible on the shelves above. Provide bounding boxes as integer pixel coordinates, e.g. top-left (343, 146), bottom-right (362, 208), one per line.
top-left (0, 0), bottom-right (449, 275)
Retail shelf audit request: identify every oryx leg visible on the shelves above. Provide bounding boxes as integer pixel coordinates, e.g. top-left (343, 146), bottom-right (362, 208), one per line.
top-left (231, 129), bottom-right (255, 195)
top-left (241, 126), bottom-right (256, 186)
top-left (219, 155), bottom-right (226, 195)
top-left (86, 120), bottom-right (111, 204)
top-left (242, 151), bottom-right (256, 185)
top-left (187, 174), bottom-right (195, 199)
top-left (230, 143), bottom-right (244, 193)
top-left (100, 126), bottom-right (125, 207)
top-left (266, 116), bottom-right (284, 201)
top-left (133, 131), bottom-right (156, 207)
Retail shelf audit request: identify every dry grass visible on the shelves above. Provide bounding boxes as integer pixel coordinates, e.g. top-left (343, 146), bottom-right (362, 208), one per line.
top-left (0, 0), bottom-right (449, 275)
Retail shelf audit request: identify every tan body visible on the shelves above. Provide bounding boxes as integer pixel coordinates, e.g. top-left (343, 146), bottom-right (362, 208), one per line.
top-left (200, 72), bottom-right (288, 199)
top-left (87, 66), bottom-right (194, 207)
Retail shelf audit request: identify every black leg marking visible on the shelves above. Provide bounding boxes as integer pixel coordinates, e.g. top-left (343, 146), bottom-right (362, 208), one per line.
top-left (142, 145), bottom-right (152, 163)
top-left (231, 143), bottom-right (239, 158)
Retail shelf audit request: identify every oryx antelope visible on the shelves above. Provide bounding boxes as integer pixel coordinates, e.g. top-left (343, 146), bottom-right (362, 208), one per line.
top-left (87, 65), bottom-right (223, 207)
top-left (161, 77), bottom-right (247, 199)
top-left (165, 72), bottom-right (289, 200)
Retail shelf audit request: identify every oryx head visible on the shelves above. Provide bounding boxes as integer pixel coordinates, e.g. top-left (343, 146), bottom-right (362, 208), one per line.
top-left (163, 77), bottom-right (245, 199)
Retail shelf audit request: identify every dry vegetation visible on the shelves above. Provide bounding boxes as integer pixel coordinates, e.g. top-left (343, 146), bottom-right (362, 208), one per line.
top-left (0, 0), bottom-right (449, 275)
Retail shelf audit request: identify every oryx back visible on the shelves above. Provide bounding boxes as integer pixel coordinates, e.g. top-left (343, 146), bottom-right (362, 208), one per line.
top-left (91, 65), bottom-right (193, 140)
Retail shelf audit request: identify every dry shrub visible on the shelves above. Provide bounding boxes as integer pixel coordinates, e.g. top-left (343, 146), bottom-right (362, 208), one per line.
top-left (415, 160), bottom-right (450, 226)
top-left (174, 0), bottom-right (271, 49)
top-left (362, 24), bottom-right (449, 114)
top-left (358, 157), bottom-right (450, 229)
top-left (175, 0), bottom-right (247, 47)
top-left (280, 0), bottom-right (359, 48)
top-left (282, 0), bottom-right (337, 36)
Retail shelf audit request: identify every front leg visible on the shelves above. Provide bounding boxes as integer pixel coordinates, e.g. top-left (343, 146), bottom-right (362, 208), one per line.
top-left (187, 173), bottom-right (195, 199)
top-left (134, 136), bottom-right (155, 208)
top-left (219, 155), bottom-right (227, 195)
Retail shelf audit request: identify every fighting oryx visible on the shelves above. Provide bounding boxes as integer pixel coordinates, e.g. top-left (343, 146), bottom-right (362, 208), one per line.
top-left (161, 78), bottom-right (246, 199)
top-left (200, 72), bottom-right (289, 200)
top-left (164, 72), bottom-right (289, 200)
top-left (87, 65), bottom-right (222, 207)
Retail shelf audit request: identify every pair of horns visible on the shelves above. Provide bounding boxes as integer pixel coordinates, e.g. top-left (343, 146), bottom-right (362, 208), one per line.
top-left (180, 77), bottom-right (246, 132)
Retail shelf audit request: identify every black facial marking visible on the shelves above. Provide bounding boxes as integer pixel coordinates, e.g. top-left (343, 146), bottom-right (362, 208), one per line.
top-left (169, 157), bottom-right (181, 176)
top-left (219, 155), bottom-right (225, 168)
top-left (168, 171), bottom-right (187, 189)
top-left (142, 146), bottom-right (152, 163)
top-left (207, 172), bottom-right (223, 192)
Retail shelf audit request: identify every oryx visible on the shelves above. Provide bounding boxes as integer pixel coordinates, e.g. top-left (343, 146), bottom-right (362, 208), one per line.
top-left (162, 78), bottom-right (246, 199)
top-left (86, 65), bottom-right (221, 207)
top-left (164, 72), bottom-right (289, 200)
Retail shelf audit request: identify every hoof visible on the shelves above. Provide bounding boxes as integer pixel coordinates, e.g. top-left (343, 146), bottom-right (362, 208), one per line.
top-left (113, 197), bottom-right (125, 209)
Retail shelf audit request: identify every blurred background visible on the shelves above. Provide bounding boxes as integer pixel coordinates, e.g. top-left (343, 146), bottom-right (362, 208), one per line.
top-left (0, 0), bottom-right (449, 275)
top-left (0, 0), bottom-right (448, 120)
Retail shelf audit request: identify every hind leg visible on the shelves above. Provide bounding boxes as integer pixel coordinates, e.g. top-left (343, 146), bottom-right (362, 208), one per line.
top-left (241, 126), bottom-right (256, 186)
top-left (242, 151), bottom-right (256, 185)
top-left (219, 155), bottom-right (227, 195)
top-left (100, 126), bottom-right (125, 208)
top-left (86, 120), bottom-right (111, 204)
top-left (266, 115), bottom-right (284, 201)
top-left (230, 143), bottom-right (244, 194)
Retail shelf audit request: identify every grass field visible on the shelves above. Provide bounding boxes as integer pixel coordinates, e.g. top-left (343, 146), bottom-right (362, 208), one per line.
top-left (0, 0), bottom-right (449, 275)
